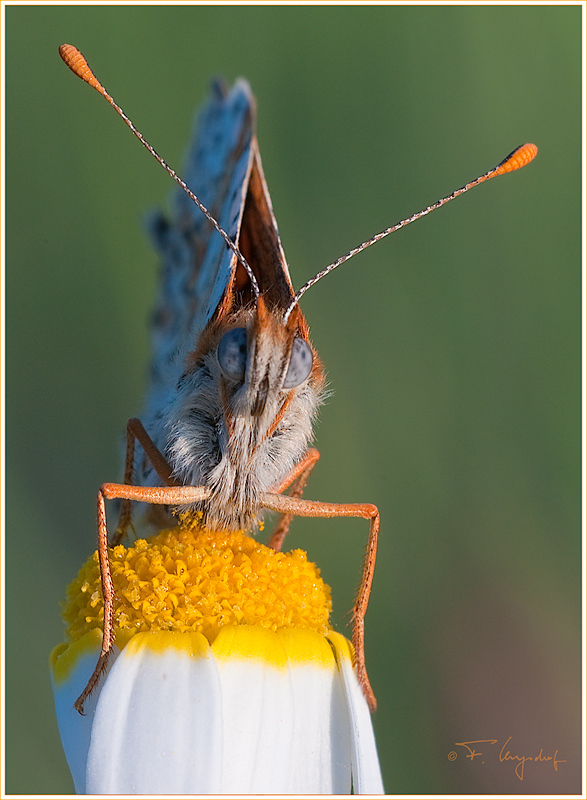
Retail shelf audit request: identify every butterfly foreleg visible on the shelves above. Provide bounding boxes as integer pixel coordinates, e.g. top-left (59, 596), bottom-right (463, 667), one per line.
top-left (75, 483), bottom-right (212, 714)
top-left (259, 492), bottom-right (379, 712)
top-left (268, 448), bottom-right (321, 551)
top-left (114, 417), bottom-right (178, 545)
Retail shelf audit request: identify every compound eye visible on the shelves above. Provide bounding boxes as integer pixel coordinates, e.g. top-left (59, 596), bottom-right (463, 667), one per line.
top-left (218, 327), bottom-right (247, 382)
top-left (283, 337), bottom-right (313, 388)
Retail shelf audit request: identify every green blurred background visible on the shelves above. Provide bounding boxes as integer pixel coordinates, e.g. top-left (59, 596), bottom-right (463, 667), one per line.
top-left (5, 4), bottom-right (581, 795)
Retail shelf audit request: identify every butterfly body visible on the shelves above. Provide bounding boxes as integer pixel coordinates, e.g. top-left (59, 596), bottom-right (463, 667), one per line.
top-left (134, 80), bottom-right (325, 531)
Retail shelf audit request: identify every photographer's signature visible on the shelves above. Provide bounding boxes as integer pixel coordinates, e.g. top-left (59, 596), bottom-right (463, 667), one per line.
top-left (448, 737), bottom-right (566, 781)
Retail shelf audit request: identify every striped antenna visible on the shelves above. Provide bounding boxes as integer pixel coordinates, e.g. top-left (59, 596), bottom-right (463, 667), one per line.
top-left (59, 44), bottom-right (260, 300)
top-left (284, 142), bottom-right (538, 321)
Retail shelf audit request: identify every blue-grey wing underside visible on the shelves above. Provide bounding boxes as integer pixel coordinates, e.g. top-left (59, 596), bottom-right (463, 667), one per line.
top-left (145, 79), bottom-right (255, 414)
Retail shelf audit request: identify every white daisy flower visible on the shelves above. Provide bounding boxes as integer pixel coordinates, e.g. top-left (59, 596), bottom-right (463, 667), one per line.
top-left (51, 522), bottom-right (384, 794)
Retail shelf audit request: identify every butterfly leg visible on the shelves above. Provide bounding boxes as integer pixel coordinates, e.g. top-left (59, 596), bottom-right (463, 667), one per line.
top-left (268, 448), bottom-right (320, 551)
top-left (260, 492), bottom-right (379, 712)
top-left (75, 483), bottom-right (212, 714)
top-left (114, 417), bottom-right (177, 545)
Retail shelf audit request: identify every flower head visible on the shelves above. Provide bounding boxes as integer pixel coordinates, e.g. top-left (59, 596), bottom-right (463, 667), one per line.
top-left (51, 519), bottom-right (384, 794)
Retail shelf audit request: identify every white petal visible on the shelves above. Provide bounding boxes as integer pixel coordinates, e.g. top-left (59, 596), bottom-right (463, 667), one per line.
top-left (50, 630), bottom-right (119, 794)
top-left (212, 626), bottom-right (353, 794)
top-left (329, 631), bottom-right (385, 794)
top-left (212, 625), bottom-right (295, 793)
top-left (85, 631), bottom-right (223, 794)
top-left (280, 628), bottom-right (352, 793)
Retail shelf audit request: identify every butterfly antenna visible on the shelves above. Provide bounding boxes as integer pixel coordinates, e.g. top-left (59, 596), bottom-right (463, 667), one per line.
top-left (59, 44), bottom-right (260, 300)
top-left (284, 142), bottom-right (537, 321)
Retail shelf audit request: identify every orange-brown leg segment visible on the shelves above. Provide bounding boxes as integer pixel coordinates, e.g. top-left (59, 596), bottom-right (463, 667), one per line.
top-left (75, 482), bottom-right (212, 714)
top-left (74, 486), bottom-right (119, 714)
top-left (114, 418), bottom-right (177, 545)
top-left (268, 448), bottom-right (320, 551)
top-left (260, 492), bottom-right (379, 712)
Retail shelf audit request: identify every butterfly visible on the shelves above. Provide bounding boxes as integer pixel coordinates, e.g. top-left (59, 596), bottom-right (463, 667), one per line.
top-left (59, 44), bottom-right (537, 716)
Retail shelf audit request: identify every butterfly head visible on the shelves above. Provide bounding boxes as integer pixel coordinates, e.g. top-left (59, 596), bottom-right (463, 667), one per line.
top-left (191, 296), bottom-right (322, 442)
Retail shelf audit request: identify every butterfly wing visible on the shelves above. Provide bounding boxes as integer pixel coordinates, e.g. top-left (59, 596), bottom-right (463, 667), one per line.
top-left (146, 79), bottom-right (254, 406)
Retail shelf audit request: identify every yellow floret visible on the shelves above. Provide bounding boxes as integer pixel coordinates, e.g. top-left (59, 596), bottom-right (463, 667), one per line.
top-left (63, 519), bottom-right (332, 646)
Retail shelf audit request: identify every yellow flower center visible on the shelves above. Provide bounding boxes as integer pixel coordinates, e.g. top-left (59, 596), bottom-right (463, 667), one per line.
top-left (63, 518), bottom-right (332, 648)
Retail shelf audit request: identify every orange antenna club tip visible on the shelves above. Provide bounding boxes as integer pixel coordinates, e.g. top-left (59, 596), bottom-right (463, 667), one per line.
top-left (492, 143), bottom-right (539, 176)
top-left (59, 44), bottom-right (107, 98)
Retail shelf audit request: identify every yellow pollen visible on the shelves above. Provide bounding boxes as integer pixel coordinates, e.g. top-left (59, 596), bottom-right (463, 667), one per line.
top-left (62, 520), bottom-right (332, 647)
